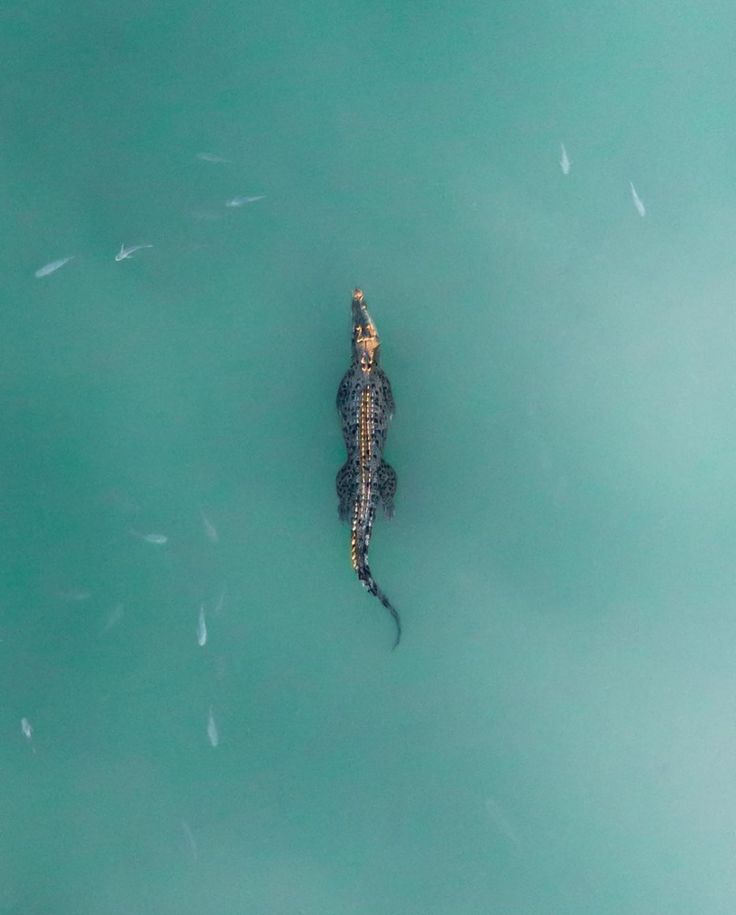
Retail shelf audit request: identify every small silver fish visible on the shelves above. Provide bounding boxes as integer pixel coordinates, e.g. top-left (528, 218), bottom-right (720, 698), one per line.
top-left (196, 152), bottom-right (230, 164)
top-left (190, 210), bottom-right (222, 222)
top-left (59, 587), bottom-right (91, 602)
top-left (630, 181), bottom-right (646, 217)
top-left (181, 819), bottom-right (199, 862)
top-left (101, 602), bottom-right (125, 634)
top-left (130, 529), bottom-right (168, 545)
top-left (20, 717), bottom-right (33, 740)
top-left (484, 796), bottom-right (521, 848)
top-left (115, 243), bottom-right (153, 262)
top-left (34, 256), bottom-right (74, 278)
top-left (207, 707), bottom-right (219, 747)
top-left (225, 195), bottom-right (265, 207)
top-left (201, 511), bottom-right (218, 543)
top-left (560, 142), bottom-right (571, 176)
top-left (197, 605), bottom-right (207, 647)
top-left (213, 584), bottom-right (227, 616)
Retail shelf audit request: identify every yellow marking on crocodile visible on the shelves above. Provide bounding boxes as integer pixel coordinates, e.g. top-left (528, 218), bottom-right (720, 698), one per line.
top-left (350, 388), bottom-right (373, 570)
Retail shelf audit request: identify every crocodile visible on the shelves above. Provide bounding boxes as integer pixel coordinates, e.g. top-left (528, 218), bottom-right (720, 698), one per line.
top-left (336, 288), bottom-right (401, 647)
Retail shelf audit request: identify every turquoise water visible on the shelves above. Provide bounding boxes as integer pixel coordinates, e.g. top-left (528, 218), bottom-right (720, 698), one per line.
top-left (4, 1), bottom-right (736, 912)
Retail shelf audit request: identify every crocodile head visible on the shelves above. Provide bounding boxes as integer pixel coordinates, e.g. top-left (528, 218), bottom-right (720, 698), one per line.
top-left (351, 288), bottom-right (381, 371)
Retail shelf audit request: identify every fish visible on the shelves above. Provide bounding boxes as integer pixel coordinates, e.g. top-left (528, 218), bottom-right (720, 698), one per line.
top-left (34, 256), bottom-right (74, 278)
top-left (181, 820), bottom-right (199, 862)
top-left (484, 797), bottom-right (521, 848)
top-left (201, 511), bottom-right (218, 543)
top-left (190, 210), bottom-right (222, 222)
top-left (630, 181), bottom-right (646, 217)
top-left (196, 152), bottom-right (231, 164)
top-left (197, 605), bottom-right (207, 647)
top-left (129, 529), bottom-right (168, 545)
top-left (225, 195), bottom-right (265, 207)
top-left (207, 707), bottom-right (219, 747)
top-left (58, 587), bottom-right (91, 602)
top-left (213, 584), bottom-right (227, 616)
top-left (115, 243), bottom-right (153, 262)
top-left (101, 602), bottom-right (125, 634)
top-left (20, 717), bottom-right (33, 740)
top-left (336, 288), bottom-right (401, 647)
top-left (560, 142), bottom-right (571, 175)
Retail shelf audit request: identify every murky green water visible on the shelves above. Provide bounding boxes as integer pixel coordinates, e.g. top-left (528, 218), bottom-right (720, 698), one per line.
top-left (3, 2), bottom-right (736, 912)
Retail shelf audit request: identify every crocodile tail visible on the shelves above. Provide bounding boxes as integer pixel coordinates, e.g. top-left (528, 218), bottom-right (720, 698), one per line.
top-left (356, 554), bottom-right (402, 649)
top-left (351, 504), bottom-right (402, 648)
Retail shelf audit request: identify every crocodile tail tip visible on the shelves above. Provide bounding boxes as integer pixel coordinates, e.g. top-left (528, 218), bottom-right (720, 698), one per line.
top-left (379, 593), bottom-right (401, 649)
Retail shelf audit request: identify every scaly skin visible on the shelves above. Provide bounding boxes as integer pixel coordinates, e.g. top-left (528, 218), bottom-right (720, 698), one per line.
top-left (336, 289), bottom-right (400, 647)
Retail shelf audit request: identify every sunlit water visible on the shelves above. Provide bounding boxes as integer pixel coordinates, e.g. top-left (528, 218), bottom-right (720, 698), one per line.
top-left (3, 2), bottom-right (736, 913)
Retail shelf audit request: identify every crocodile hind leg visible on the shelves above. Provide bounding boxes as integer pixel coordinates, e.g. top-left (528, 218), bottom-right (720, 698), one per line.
top-left (336, 460), bottom-right (356, 521)
top-left (377, 459), bottom-right (397, 519)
